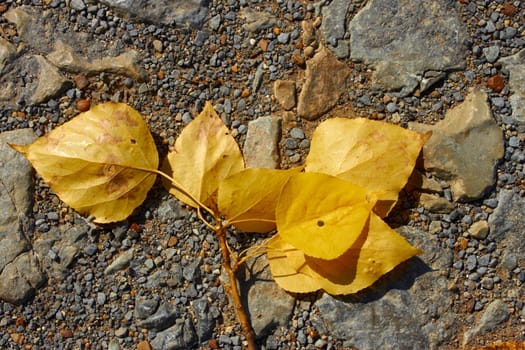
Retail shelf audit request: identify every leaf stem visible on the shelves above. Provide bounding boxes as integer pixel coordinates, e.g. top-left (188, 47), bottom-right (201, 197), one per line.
top-left (216, 224), bottom-right (257, 350)
top-left (150, 169), bottom-right (216, 217)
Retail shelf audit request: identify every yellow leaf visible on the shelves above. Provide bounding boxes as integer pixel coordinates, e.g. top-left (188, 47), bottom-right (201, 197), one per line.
top-left (275, 172), bottom-right (374, 260)
top-left (218, 167), bottom-right (301, 233)
top-left (305, 118), bottom-right (430, 217)
top-left (161, 102), bottom-right (244, 209)
top-left (10, 102), bottom-right (158, 223)
top-left (268, 214), bottom-right (421, 295)
top-left (266, 234), bottom-right (322, 294)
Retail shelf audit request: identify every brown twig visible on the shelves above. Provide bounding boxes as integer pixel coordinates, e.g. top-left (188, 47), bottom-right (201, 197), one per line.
top-left (216, 224), bottom-right (257, 350)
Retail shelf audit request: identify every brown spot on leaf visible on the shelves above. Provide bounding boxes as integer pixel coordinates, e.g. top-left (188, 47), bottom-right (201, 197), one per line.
top-left (106, 172), bottom-right (129, 195)
top-left (112, 109), bottom-right (139, 127)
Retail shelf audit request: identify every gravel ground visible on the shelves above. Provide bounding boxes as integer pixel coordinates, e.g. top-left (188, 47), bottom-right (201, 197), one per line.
top-left (0, 0), bottom-right (525, 349)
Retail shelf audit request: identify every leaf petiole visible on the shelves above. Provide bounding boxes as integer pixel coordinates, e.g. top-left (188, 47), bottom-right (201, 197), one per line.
top-left (149, 168), bottom-right (216, 218)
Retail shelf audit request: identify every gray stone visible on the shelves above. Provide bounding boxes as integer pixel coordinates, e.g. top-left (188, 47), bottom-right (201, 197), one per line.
top-left (69, 0), bottom-right (86, 10)
top-left (273, 80), bottom-right (296, 111)
top-left (0, 129), bottom-right (36, 275)
top-left (30, 55), bottom-right (72, 105)
top-left (252, 63), bottom-right (264, 92)
top-left (483, 46), bottom-right (500, 63)
top-left (99, 0), bottom-right (209, 28)
top-left (500, 252), bottom-right (518, 271)
top-left (238, 8), bottom-right (276, 33)
top-left (104, 248), bottom-right (135, 275)
top-left (243, 116), bottom-right (282, 169)
top-left (297, 45), bottom-right (350, 120)
top-left (409, 89), bottom-right (504, 201)
top-left (499, 49), bottom-right (525, 124)
top-left (320, 0), bottom-right (349, 47)
top-left (209, 14), bottom-right (221, 31)
top-left (239, 255), bottom-right (295, 338)
top-left (138, 302), bottom-right (179, 331)
top-left (488, 190), bottom-right (525, 263)
top-left (463, 299), bottom-right (509, 346)
top-left (135, 296), bottom-right (160, 319)
top-left (312, 226), bottom-right (455, 350)
top-left (47, 40), bottom-right (147, 82)
top-left (0, 37), bottom-right (16, 74)
top-left (0, 252), bottom-right (46, 305)
top-left (348, 0), bottom-right (467, 96)
top-left (191, 298), bottom-right (215, 342)
top-left (150, 318), bottom-right (198, 350)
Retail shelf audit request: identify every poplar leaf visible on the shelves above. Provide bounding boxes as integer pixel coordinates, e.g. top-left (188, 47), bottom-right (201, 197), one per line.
top-left (305, 118), bottom-right (430, 217)
top-left (218, 167), bottom-right (301, 233)
top-left (162, 102), bottom-right (244, 209)
top-left (268, 214), bottom-right (421, 294)
top-left (276, 172), bottom-right (375, 260)
top-left (10, 102), bottom-right (158, 223)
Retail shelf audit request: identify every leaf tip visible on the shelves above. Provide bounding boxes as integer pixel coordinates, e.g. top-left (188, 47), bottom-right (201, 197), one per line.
top-left (8, 143), bottom-right (29, 154)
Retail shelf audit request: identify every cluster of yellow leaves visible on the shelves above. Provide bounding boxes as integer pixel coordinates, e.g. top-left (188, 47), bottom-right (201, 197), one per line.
top-left (12, 101), bottom-right (429, 295)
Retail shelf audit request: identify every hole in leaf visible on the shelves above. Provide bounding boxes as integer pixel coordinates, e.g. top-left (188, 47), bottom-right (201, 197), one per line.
top-left (317, 220), bottom-right (325, 227)
top-left (130, 139), bottom-right (136, 144)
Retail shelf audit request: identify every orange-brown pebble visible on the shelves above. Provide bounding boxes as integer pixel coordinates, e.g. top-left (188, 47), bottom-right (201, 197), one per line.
top-left (259, 38), bottom-right (268, 51)
top-left (167, 236), bottom-right (178, 247)
top-left (273, 27), bottom-right (281, 35)
top-left (157, 70), bottom-right (165, 80)
top-left (137, 340), bottom-right (152, 350)
top-left (208, 339), bottom-right (220, 349)
top-left (76, 99), bottom-right (91, 112)
top-left (292, 53), bottom-right (305, 67)
top-left (487, 74), bottom-right (505, 93)
top-left (241, 88), bottom-right (250, 98)
top-left (74, 74), bottom-right (89, 90)
top-left (60, 329), bottom-right (74, 338)
top-left (502, 2), bottom-right (518, 16)
top-left (0, 4), bottom-right (8, 13)
top-left (231, 64), bottom-right (239, 73)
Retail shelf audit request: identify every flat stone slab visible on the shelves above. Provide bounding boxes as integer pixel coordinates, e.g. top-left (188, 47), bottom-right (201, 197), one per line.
top-left (348, 0), bottom-right (467, 96)
top-left (410, 89), bottom-right (504, 201)
top-left (312, 226), bottom-right (456, 350)
top-left (499, 49), bottom-right (525, 124)
top-left (243, 116), bottom-right (282, 169)
top-left (99, 0), bottom-right (209, 28)
top-left (0, 129), bottom-right (46, 305)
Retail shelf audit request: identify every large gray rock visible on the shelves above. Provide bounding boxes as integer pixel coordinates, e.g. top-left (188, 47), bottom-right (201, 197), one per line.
top-left (0, 37), bottom-right (16, 74)
top-left (488, 190), bottom-right (525, 262)
top-left (47, 40), bottom-right (147, 82)
top-left (297, 45), bottom-right (351, 120)
top-left (410, 89), bottom-right (504, 201)
top-left (30, 55), bottom-right (72, 105)
top-left (499, 49), bottom-right (525, 124)
top-left (463, 299), bottom-right (510, 346)
top-left (0, 129), bottom-right (46, 305)
top-left (312, 226), bottom-right (455, 350)
top-left (0, 54), bottom-right (71, 108)
top-left (238, 255), bottom-right (295, 338)
top-left (348, 0), bottom-right (467, 96)
top-left (0, 252), bottom-right (46, 305)
top-left (150, 318), bottom-right (198, 350)
top-left (99, 0), bottom-right (209, 28)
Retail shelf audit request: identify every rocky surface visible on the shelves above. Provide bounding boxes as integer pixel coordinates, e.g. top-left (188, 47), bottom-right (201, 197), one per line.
top-left (347, 0), bottom-right (468, 96)
top-left (0, 0), bottom-right (524, 349)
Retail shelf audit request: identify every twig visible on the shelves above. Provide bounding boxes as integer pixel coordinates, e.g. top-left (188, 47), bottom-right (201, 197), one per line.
top-left (216, 224), bottom-right (257, 350)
